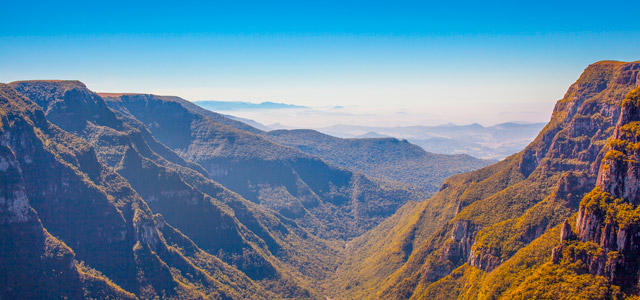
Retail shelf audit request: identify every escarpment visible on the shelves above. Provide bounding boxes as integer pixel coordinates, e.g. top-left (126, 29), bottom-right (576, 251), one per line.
top-left (552, 85), bottom-right (640, 293)
top-left (0, 83), bottom-right (312, 299)
top-left (328, 60), bottom-right (640, 300)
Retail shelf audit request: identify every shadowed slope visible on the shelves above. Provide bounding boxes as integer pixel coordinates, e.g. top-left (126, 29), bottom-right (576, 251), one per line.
top-left (101, 93), bottom-right (425, 240)
top-left (12, 80), bottom-right (339, 299)
top-left (0, 83), bottom-right (274, 299)
top-left (0, 96), bottom-right (135, 299)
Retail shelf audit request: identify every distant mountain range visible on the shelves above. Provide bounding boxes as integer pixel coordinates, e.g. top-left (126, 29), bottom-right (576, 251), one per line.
top-left (224, 114), bottom-right (274, 131)
top-left (194, 100), bottom-right (308, 111)
top-left (225, 117), bottom-right (545, 160)
top-left (194, 100), bottom-right (545, 161)
top-left (315, 122), bottom-right (547, 160)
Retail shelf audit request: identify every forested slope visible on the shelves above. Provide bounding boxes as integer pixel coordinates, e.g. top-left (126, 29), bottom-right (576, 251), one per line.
top-left (326, 60), bottom-right (640, 299)
top-left (264, 129), bottom-right (492, 194)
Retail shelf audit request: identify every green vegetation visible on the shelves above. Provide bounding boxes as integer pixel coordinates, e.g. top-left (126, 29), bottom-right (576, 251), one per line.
top-left (329, 60), bottom-right (640, 299)
top-left (4, 60), bottom-right (640, 300)
top-left (264, 129), bottom-right (492, 194)
top-left (77, 261), bottom-right (138, 300)
top-left (476, 223), bottom-right (565, 300)
top-left (471, 191), bottom-right (573, 264)
top-left (508, 262), bottom-right (622, 299)
top-left (418, 264), bottom-right (485, 300)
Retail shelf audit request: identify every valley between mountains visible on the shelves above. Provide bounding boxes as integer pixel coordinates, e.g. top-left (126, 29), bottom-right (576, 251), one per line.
top-left (3, 59), bottom-right (640, 300)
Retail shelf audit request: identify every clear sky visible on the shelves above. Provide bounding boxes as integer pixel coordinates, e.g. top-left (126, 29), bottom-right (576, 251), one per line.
top-left (2, 0), bottom-right (640, 126)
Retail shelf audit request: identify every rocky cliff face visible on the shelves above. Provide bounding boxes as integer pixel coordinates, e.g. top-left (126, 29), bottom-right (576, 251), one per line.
top-left (331, 60), bottom-right (640, 300)
top-left (470, 61), bottom-right (636, 267)
top-left (10, 80), bottom-right (340, 298)
top-left (596, 87), bottom-right (640, 204)
top-left (554, 85), bottom-right (640, 292)
top-left (464, 61), bottom-right (640, 273)
top-left (0, 83), bottom-right (281, 299)
top-left (12, 81), bottom-right (280, 279)
top-left (0, 84), bottom-right (135, 299)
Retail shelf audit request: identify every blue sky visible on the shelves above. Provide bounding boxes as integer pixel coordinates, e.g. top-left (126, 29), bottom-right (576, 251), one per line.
top-left (2, 0), bottom-right (640, 125)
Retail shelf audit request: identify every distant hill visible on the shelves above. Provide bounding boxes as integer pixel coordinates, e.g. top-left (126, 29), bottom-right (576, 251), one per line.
top-left (316, 122), bottom-right (546, 160)
top-left (194, 100), bottom-right (308, 111)
top-left (216, 111), bottom-right (544, 160)
top-left (356, 131), bottom-right (390, 138)
top-left (264, 129), bottom-right (493, 194)
top-left (268, 122), bottom-right (298, 130)
top-left (224, 114), bottom-right (272, 131)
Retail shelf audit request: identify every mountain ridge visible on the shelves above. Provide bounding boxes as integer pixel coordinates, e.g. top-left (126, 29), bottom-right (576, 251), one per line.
top-left (100, 92), bottom-right (426, 240)
top-left (263, 128), bottom-right (493, 194)
top-left (324, 59), bottom-right (640, 299)
top-left (194, 100), bottom-right (308, 111)
top-left (314, 122), bottom-right (546, 160)
top-left (0, 83), bottom-right (277, 299)
top-left (12, 80), bottom-right (345, 298)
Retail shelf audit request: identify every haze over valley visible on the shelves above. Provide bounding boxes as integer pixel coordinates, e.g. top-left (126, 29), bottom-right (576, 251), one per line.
top-left (3, 1), bottom-right (640, 299)
top-left (207, 104), bottom-right (547, 160)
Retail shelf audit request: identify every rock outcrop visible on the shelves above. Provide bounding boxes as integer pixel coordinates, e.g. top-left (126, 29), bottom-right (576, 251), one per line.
top-left (554, 85), bottom-right (640, 292)
top-left (464, 61), bottom-right (640, 273)
top-left (0, 83), bottom-right (277, 299)
top-left (349, 60), bottom-right (640, 300)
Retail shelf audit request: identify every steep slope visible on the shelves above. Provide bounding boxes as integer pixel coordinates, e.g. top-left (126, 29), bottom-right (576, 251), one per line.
top-left (327, 60), bottom-right (640, 299)
top-left (0, 83), bottom-right (279, 299)
top-left (101, 93), bottom-right (424, 239)
top-left (11, 80), bottom-right (338, 298)
top-left (0, 95), bottom-right (135, 299)
top-left (532, 85), bottom-right (640, 298)
top-left (105, 93), bottom-right (266, 135)
top-left (264, 129), bottom-right (492, 194)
